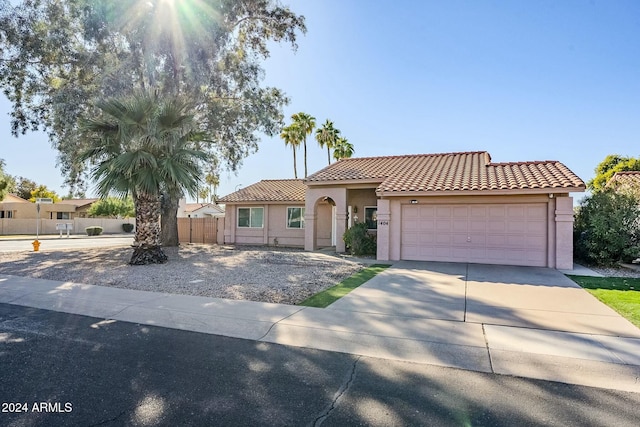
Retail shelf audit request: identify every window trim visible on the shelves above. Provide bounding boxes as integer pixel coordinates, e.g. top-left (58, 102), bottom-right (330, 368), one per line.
top-left (364, 206), bottom-right (378, 230)
top-left (286, 206), bottom-right (305, 229)
top-left (237, 207), bottom-right (264, 228)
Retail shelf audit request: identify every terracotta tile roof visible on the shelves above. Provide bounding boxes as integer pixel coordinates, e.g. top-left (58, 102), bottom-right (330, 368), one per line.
top-left (61, 198), bottom-right (99, 207)
top-left (306, 151), bottom-right (585, 193)
top-left (218, 179), bottom-right (306, 203)
top-left (607, 171), bottom-right (640, 192)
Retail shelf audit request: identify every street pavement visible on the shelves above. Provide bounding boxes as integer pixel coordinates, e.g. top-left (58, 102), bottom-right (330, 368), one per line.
top-left (0, 234), bottom-right (133, 252)
top-left (1, 303), bottom-right (640, 427)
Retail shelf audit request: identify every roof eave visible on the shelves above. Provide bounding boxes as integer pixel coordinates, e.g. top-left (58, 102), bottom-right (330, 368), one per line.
top-left (376, 186), bottom-right (586, 197)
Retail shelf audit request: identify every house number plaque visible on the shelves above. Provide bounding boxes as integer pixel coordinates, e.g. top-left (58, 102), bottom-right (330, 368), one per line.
top-left (378, 221), bottom-right (389, 226)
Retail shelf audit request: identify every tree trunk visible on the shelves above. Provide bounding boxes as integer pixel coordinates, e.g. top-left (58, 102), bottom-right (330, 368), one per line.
top-left (303, 137), bottom-right (308, 178)
top-left (131, 192), bottom-right (167, 265)
top-left (161, 190), bottom-right (180, 247)
top-left (292, 147), bottom-right (298, 179)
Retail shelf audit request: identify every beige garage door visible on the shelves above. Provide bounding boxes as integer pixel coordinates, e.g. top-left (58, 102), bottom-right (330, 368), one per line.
top-left (401, 203), bottom-right (548, 267)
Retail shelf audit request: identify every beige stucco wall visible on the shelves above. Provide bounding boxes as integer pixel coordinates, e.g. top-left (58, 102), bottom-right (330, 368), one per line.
top-left (223, 202), bottom-right (305, 247)
top-left (0, 218), bottom-right (134, 235)
top-left (0, 202), bottom-right (78, 220)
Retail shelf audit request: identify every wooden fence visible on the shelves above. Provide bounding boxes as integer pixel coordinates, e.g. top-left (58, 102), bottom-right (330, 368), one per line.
top-left (177, 217), bottom-right (223, 244)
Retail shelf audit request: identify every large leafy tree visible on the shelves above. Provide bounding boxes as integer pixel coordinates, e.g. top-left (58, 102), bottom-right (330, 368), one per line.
top-left (80, 93), bottom-right (207, 265)
top-left (588, 155), bottom-right (640, 191)
top-left (315, 119), bottom-right (341, 165)
top-left (12, 177), bottom-right (37, 201)
top-left (0, 159), bottom-right (12, 201)
top-left (574, 189), bottom-right (640, 265)
top-left (290, 112), bottom-right (315, 178)
top-left (28, 185), bottom-right (60, 202)
top-left (280, 123), bottom-right (301, 179)
top-left (88, 197), bottom-right (135, 218)
top-left (0, 0), bottom-right (306, 244)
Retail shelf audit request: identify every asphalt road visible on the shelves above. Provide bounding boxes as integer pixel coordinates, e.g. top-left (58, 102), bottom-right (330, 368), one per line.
top-left (0, 235), bottom-right (133, 252)
top-left (1, 303), bottom-right (639, 426)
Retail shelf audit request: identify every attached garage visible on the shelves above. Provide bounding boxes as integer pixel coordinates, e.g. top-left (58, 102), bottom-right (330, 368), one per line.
top-left (400, 203), bottom-right (548, 267)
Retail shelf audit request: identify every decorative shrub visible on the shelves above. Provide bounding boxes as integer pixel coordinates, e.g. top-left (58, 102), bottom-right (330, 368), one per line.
top-left (574, 189), bottom-right (640, 265)
top-left (122, 223), bottom-right (134, 233)
top-left (85, 226), bottom-right (104, 236)
top-left (343, 222), bottom-right (376, 256)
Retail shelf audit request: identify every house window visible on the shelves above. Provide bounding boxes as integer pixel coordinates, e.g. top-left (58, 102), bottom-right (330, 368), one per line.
top-left (56, 212), bottom-right (71, 220)
top-left (237, 207), bottom-right (264, 228)
top-left (365, 206), bottom-right (377, 229)
top-left (287, 207), bottom-right (305, 229)
top-left (0, 211), bottom-right (13, 218)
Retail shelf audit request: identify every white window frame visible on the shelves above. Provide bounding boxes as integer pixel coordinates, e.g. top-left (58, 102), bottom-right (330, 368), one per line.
top-left (56, 212), bottom-right (71, 220)
top-left (286, 207), bottom-right (305, 229)
top-left (364, 206), bottom-right (378, 230)
top-left (237, 207), bottom-right (264, 228)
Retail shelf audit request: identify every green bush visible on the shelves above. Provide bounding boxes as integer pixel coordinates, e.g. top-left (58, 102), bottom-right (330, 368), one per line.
top-left (122, 223), bottom-right (134, 233)
top-left (574, 189), bottom-right (640, 265)
top-left (85, 226), bottom-right (104, 236)
top-left (343, 222), bottom-right (376, 256)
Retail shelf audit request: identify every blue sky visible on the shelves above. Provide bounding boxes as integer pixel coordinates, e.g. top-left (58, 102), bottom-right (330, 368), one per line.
top-left (2, 0), bottom-right (639, 202)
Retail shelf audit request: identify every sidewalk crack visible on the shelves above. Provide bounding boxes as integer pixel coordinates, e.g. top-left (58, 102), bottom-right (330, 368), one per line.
top-left (257, 307), bottom-right (305, 341)
top-left (312, 356), bottom-right (360, 427)
top-left (482, 324), bottom-right (494, 373)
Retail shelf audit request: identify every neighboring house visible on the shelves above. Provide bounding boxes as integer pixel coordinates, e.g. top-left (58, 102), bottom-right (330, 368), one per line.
top-left (219, 151), bottom-right (585, 269)
top-left (177, 199), bottom-right (226, 218)
top-left (607, 171), bottom-right (640, 197)
top-left (60, 198), bottom-right (100, 218)
top-left (0, 194), bottom-right (96, 220)
top-left (219, 179), bottom-right (307, 247)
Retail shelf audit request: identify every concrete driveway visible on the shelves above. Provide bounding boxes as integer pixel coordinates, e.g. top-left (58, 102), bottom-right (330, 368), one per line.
top-left (328, 261), bottom-right (640, 337)
top-left (264, 260), bottom-right (640, 392)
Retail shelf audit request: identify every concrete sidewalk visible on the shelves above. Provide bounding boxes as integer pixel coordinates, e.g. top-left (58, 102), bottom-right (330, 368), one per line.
top-left (1, 262), bottom-right (640, 393)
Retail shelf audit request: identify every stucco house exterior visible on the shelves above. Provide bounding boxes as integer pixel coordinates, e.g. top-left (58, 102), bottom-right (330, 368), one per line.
top-left (177, 199), bottom-right (226, 218)
top-left (220, 151), bottom-right (585, 269)
top-left (0, 194), bottom-right (97, 220)
top-left (219, 179), bottom-right (307, 247)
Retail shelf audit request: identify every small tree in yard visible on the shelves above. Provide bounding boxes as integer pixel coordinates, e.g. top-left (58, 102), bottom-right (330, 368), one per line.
top-left (574, 189), bottom-right (640, 265)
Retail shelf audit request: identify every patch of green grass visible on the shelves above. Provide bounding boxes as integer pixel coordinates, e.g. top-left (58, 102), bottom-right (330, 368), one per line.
top-left (299, 264), bottom-right (391, 308)
top-left (567, 275), bottom-right (640, 328)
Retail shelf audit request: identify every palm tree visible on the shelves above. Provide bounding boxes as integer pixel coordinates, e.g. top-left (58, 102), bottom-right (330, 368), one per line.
top-left (291, 112), bottom-right (316, 177)
top-left (315, 119), bottom-right (341, 165)
top-left (333, 137), bottom-right (354, 161)
top-left (280, 123), bottom-right (302, 179)
top-left (80, 93), bottom-right (207, 265)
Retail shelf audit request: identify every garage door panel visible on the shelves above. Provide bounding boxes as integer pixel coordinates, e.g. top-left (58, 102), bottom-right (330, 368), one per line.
top-left (401, 203), bottom-right (548, 267)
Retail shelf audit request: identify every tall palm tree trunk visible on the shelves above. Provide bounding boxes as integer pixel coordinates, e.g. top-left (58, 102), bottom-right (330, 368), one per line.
top-left (303, 137), bottom-right (308, 178)
top-left (293, 146), bottom-right (298, 179)
top-left (131, 192), bottom-right (168, 265)
top-left (327, 146), bottom-right (331, 165)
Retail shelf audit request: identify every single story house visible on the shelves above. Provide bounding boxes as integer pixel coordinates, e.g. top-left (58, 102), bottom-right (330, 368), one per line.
top-left (177, 199), bottom-right (226, 218)
top-left (0, 194), bottom-right (98, 220)
top-left (607, 171), bottom-right (640, 196)
top-left (219, 151), bottom-right (585, 269)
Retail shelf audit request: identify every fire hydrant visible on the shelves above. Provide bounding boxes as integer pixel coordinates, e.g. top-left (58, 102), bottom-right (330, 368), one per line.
top-left (32, 240), bottom-right (40, 252)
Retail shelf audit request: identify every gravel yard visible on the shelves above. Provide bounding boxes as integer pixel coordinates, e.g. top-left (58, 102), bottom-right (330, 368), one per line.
top-left (0, 245), bottom-right (364, 305)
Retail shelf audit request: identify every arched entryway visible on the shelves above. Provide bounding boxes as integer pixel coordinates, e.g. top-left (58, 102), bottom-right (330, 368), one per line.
top-left (304, 187), bottom-right (348, 252)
